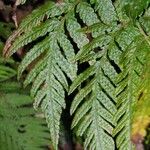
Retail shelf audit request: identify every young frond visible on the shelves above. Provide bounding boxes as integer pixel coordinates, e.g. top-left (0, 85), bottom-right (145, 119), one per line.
top-left (132, 56), bottom-right (150, 141)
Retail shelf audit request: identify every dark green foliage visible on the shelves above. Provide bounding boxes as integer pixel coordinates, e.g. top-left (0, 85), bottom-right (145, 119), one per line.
top-left (0, 82), bottom-right (51, 150)
top-left (124, 0), bottom-right (150, 20)
top-left (0, 22), bottom-right (16, 82)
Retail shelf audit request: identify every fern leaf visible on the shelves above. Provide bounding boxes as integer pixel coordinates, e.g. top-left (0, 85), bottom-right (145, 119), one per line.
top-left (5, 19), bottom-right (60, 57)
top-left (3, 1), bottom-right (71, 56)
top-left (132, 57), bottom-right (150, 143)
top-left (4, 0), bottom-right (150, 149)
top-left (28, 32), bottom-right (76, 149)
top-left (139, 7), bottom-right (150, 36)
top-left (74, 35), bottom-right (112, 61)
top-left (77, 2), bottom-right (99, 26)
top-left (90, 0), bottom-right (117, 24)
top-left (70, 42), bottom-right (118, 150)
top-left (114, 0), bottom-right (129, 22)
top-left (14, 2), bottom-right (119, 148)
top-left (124, 0), bottom-right (150, 20)
top-left (113, 24), bottom-right (150, 149)
top-left (66, 12), bottom-right (89, 49)
top-left (4, 12), bottom-right (77, 148)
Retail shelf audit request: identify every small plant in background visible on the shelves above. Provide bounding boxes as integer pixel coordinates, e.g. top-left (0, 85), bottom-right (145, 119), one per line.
top-left (1, 0), bottom-right (150, 150)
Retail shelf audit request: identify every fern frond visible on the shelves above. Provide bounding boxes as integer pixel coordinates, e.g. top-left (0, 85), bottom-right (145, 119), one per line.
top-left (4, 1), bottom-right (120, 147)
top-left (4, 0), bottom-right (150, 149)
top-left (132, 56), bottom-right (150, 141)
top-left (113, 24), bottom-right (150, 149)
top-left (24, 32), bottom-right (77, 149)
top-left (69, 60), bottom-right (117, 150)
top-left (3, 1), bottom-right (71, 56)
top-left (5, 19), bottom-right (60, 57)
top-left (4, 4), bottom-right (79, 148)
top-left (69, 22), bottom-right (120, 149)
